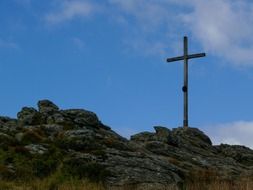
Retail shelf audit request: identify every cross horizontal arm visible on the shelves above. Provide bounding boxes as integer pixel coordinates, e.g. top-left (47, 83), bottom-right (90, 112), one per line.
top-left (188, 53), bottom-right (206, 59)
top-left (166, 56), bottom-right (185, 62)
top-left (166, 53), bottom-right (206, 63)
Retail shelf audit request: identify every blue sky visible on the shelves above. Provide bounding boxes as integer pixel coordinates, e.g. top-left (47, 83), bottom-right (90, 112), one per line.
top-left (1, 0), bottom-right (253, 148)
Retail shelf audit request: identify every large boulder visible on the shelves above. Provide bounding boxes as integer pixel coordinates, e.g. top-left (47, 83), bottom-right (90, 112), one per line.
top-left (42, 124), bottom-right (63, 137)
top-left (131, 126), bottom-right (172, 143)
top-left (154, 126), bottom-right (172, 142)
top-left (17, 107), bottom-right (42, 126)
top-left (61, 109), bottom-right (102, 128)
top-left (38, 100), bottom-right (59, 114)
top-left (104, 149), bottom-right (183, 188)
top-left (130, 132), bottom-right (155, 142)
top-left (0, 116), bottom-right (17, 133)
top-left (24, 144), bottom-right (48, 155)
top-left (170, 127), bottom-right (212, 148)
top-left (215, 144), bottom-right (253, 166)
top-left (167, 128), bottom-right (217, 159)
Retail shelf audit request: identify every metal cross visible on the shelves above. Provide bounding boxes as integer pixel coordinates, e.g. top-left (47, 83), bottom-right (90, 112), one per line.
top-left (167, 36), bottom-right (206, 128)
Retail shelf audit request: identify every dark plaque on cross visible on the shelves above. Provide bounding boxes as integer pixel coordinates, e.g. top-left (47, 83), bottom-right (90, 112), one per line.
top-left (167, 36), bottom-right (206, 128)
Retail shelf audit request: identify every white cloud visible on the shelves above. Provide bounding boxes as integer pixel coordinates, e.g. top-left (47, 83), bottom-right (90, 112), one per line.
top-left (45, 0), bottom-right (95, 24)
top-left (108, 0), bottom-right (253, 67)
top-left (42, 0), bottom-right (253, 66)
top-left (0, 39), bottom-right (18, 49)
top-left (204, 121), bottom-right (253, 149)
top-left (185, 0), bottom-right (253, 67)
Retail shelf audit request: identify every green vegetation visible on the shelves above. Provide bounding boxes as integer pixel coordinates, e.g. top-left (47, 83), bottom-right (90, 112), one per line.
top-left (62, 159), bottom-right (110, 182)
top-left (0, 179), bottom-right (252, 190)
top-left (0, 146), bottom-right (60, 180)
top-left (0, 143), bottom-right (110, 181)
top-left (0, 178), bottom-right (104, 190)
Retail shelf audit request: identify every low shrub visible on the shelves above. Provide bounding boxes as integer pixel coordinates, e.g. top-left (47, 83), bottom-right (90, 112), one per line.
top-left (20, 129), bottom-right (44, 145)
top-left (62, 158), bottom-right (110, 182)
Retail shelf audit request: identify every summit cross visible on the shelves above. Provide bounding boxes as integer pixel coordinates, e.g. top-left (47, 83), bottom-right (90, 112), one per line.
top-left (166, 36), bottom-right (206, 128)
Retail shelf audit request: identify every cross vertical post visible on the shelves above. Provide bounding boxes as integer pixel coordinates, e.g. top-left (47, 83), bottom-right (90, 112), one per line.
top-left (166, 36), bottom-right (206, 128)
top-left (183, 36), bottom-right (188, 127)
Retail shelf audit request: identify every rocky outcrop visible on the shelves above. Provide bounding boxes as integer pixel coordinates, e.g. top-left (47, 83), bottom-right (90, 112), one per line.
top-left (38, 100), bottom-right (59, 114)
top-left (0, 100), bottom-right (252, 189)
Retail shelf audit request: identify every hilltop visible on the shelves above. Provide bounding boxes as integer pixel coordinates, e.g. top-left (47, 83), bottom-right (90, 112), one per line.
top-left (0, 100), bottom-right (252, 189)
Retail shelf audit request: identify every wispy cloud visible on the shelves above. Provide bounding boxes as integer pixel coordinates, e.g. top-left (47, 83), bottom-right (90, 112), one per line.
top-left (204, 121), bottom-right (253, 149)
top-left (109, 0), bottom-right (171, 31)
top-left (0, 39), bottom-right (19, 49)
top-left (45, 0), bottom-right (96, 25)
top-left (41, 0), bottom-right (253, 66)
top-left (108, 0), bottom-right (253, 67)
top-left (72, 37), bottom-right (85, 49)
top-left (184, 0), bottom-right (253, 67)
top-left (109, 0), bottom-right (176, 57)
